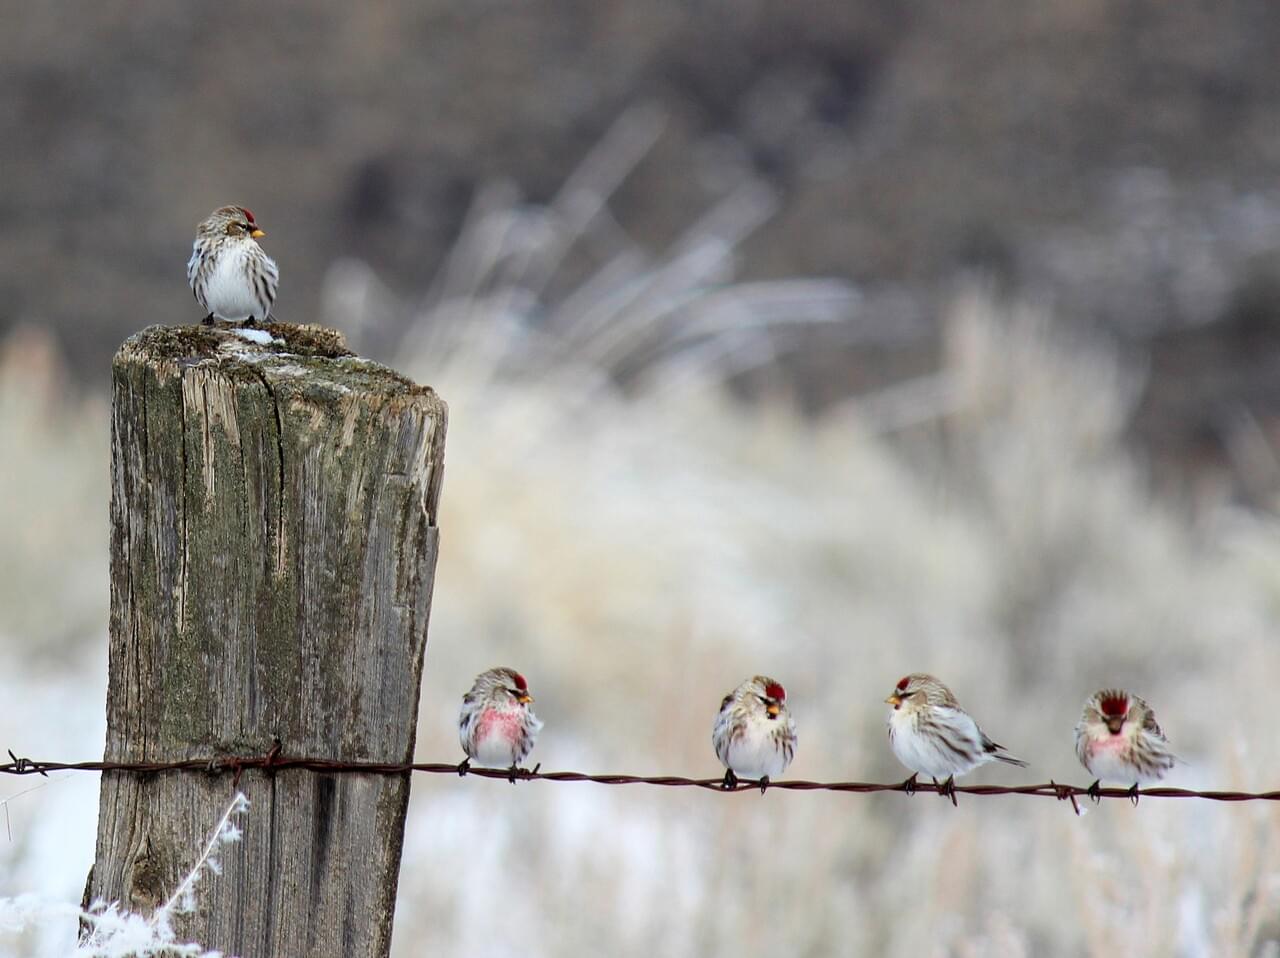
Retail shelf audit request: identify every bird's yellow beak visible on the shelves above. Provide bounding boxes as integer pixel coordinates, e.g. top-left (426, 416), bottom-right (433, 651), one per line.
top-left (517, 693), bottom-right (533, 704)
top-left (766, 702), bottom-right (780, 718)
top-left (885, 694), bottom-right (902, 706)
top-left (250, 228), bottom-right (266, 239)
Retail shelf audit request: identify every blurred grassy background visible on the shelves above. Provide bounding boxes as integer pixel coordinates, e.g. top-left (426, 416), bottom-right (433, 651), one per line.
top-left (6, 1), bottom-right (1280, 480)
top-left (2, 2), bottom-right (1280, 956)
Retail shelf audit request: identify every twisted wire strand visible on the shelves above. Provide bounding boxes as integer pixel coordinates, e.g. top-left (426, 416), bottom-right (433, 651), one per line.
top-left (4, 750), bottom-right (1278, 809)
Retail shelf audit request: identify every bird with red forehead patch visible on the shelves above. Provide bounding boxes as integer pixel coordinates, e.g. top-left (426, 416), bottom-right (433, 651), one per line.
top-left (884, 673), bottom-right (1027, 799)
top-left (458, 667), bottom-right (543, 780)
top-left (712, 675), bottom-right (797, 791)
top-left (187, 205), bottom-right (279, 325)
top-left (1074, 688), bottom-right (1177, 795)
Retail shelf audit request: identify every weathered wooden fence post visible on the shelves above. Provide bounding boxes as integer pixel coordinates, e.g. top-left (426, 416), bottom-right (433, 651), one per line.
top-left (88, 323), bottom-right (447, 957)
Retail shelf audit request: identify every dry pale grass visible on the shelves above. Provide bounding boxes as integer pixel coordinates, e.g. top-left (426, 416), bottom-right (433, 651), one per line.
top-left (3, 147), bottom-right (1280, 954)
top-left (355, 164), bottom-right (1280, 955)
top-left (381, 290), bottom-right (1280, 958)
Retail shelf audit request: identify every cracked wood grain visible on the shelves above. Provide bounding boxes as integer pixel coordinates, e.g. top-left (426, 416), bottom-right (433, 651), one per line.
top-left (88, 323), bottom-right (447, 958)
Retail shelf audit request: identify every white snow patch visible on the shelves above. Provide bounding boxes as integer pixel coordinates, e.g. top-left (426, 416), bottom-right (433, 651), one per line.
top-left (232, 328), bottom-right (278, 346)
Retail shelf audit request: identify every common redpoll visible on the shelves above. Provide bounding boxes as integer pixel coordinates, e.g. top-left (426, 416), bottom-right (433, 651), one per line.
top-left (458, 667), bottom-right (542, 780)
top-left (712, 675), bottom-right (797, 791)
top-left (885, 673), bottom-right (1027, 801)
top-left (1075, 688), bottom-right (1177, 798)
top-left (187, 206), bottom-right (279, 325)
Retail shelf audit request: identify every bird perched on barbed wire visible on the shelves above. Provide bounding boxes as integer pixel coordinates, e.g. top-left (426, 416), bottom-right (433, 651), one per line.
top-left (712, 675), bottom-right (797, 791)
top-left (187, 206), bottom-right (279, 326)
top-left (458, 667), bottom-right (542, 782)
top-left (1075, 688), bottom-right (1178, 800)
top-left (885, 673), bottom-right (1027, 802)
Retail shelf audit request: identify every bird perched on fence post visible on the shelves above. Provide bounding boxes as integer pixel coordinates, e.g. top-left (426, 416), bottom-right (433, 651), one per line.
top-left (187, 205), bottom-right (279, 326)
top-left (458, 667), bottom-right (543, 783)
top-left (712, 676), bottom-right (797, 792)
top-left (885, 672), bottom-right (1028, 805)
top-left (1075, 688), bottom-right (1178, 803)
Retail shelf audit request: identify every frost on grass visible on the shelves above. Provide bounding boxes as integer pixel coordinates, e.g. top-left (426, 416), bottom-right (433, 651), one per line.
top-left (0, 793), bottom-right (247, 958)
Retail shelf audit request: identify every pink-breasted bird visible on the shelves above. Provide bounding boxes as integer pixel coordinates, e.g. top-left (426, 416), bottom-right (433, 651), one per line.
top-left (1075, 688), bottom-right (1177, 798)
top-left (458, 667), bottom-right (543, 781)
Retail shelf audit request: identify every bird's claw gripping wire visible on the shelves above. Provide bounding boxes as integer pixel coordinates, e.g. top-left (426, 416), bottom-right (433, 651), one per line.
top-left (721, 769), bottom-right (739, 791)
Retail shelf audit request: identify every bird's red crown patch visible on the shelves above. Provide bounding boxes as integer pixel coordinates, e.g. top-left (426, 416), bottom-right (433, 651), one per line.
top-left (896, 676), bottom-right (910, 692)
top-left (241, 207), bottom-right (256, 224)
top-left (512, 672), bottom-right (528, 691)
top-left (1099, 692), bottom-right (1129, 717)
top-left (765, 681), bottom-right (785, 701)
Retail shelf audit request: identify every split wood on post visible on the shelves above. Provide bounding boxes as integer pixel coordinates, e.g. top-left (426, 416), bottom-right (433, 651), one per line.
top-left (88, 323), bottom-right (447, 958)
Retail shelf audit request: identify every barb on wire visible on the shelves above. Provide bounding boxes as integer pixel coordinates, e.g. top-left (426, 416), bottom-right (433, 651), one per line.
top-left (3, 749), bottom-right (1280, 807)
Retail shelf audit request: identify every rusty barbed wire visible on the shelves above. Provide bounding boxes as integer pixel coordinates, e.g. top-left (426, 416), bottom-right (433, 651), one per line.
top-left (4, 748), bottom-right (1280, 812)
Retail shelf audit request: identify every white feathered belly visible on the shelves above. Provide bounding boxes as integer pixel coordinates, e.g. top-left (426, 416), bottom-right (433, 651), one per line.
top-left (723, 720), bottom-right (791, 779)
top-left (1083, 735), bottom-right (1163, 784)
top-left (888, 711), bottom-right (983, 779)
top-left (199, 248), bottom-right (273, 322)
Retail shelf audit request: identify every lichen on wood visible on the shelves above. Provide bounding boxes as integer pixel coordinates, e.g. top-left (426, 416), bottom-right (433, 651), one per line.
top-left (90, 322), bottom-right (447, 957)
